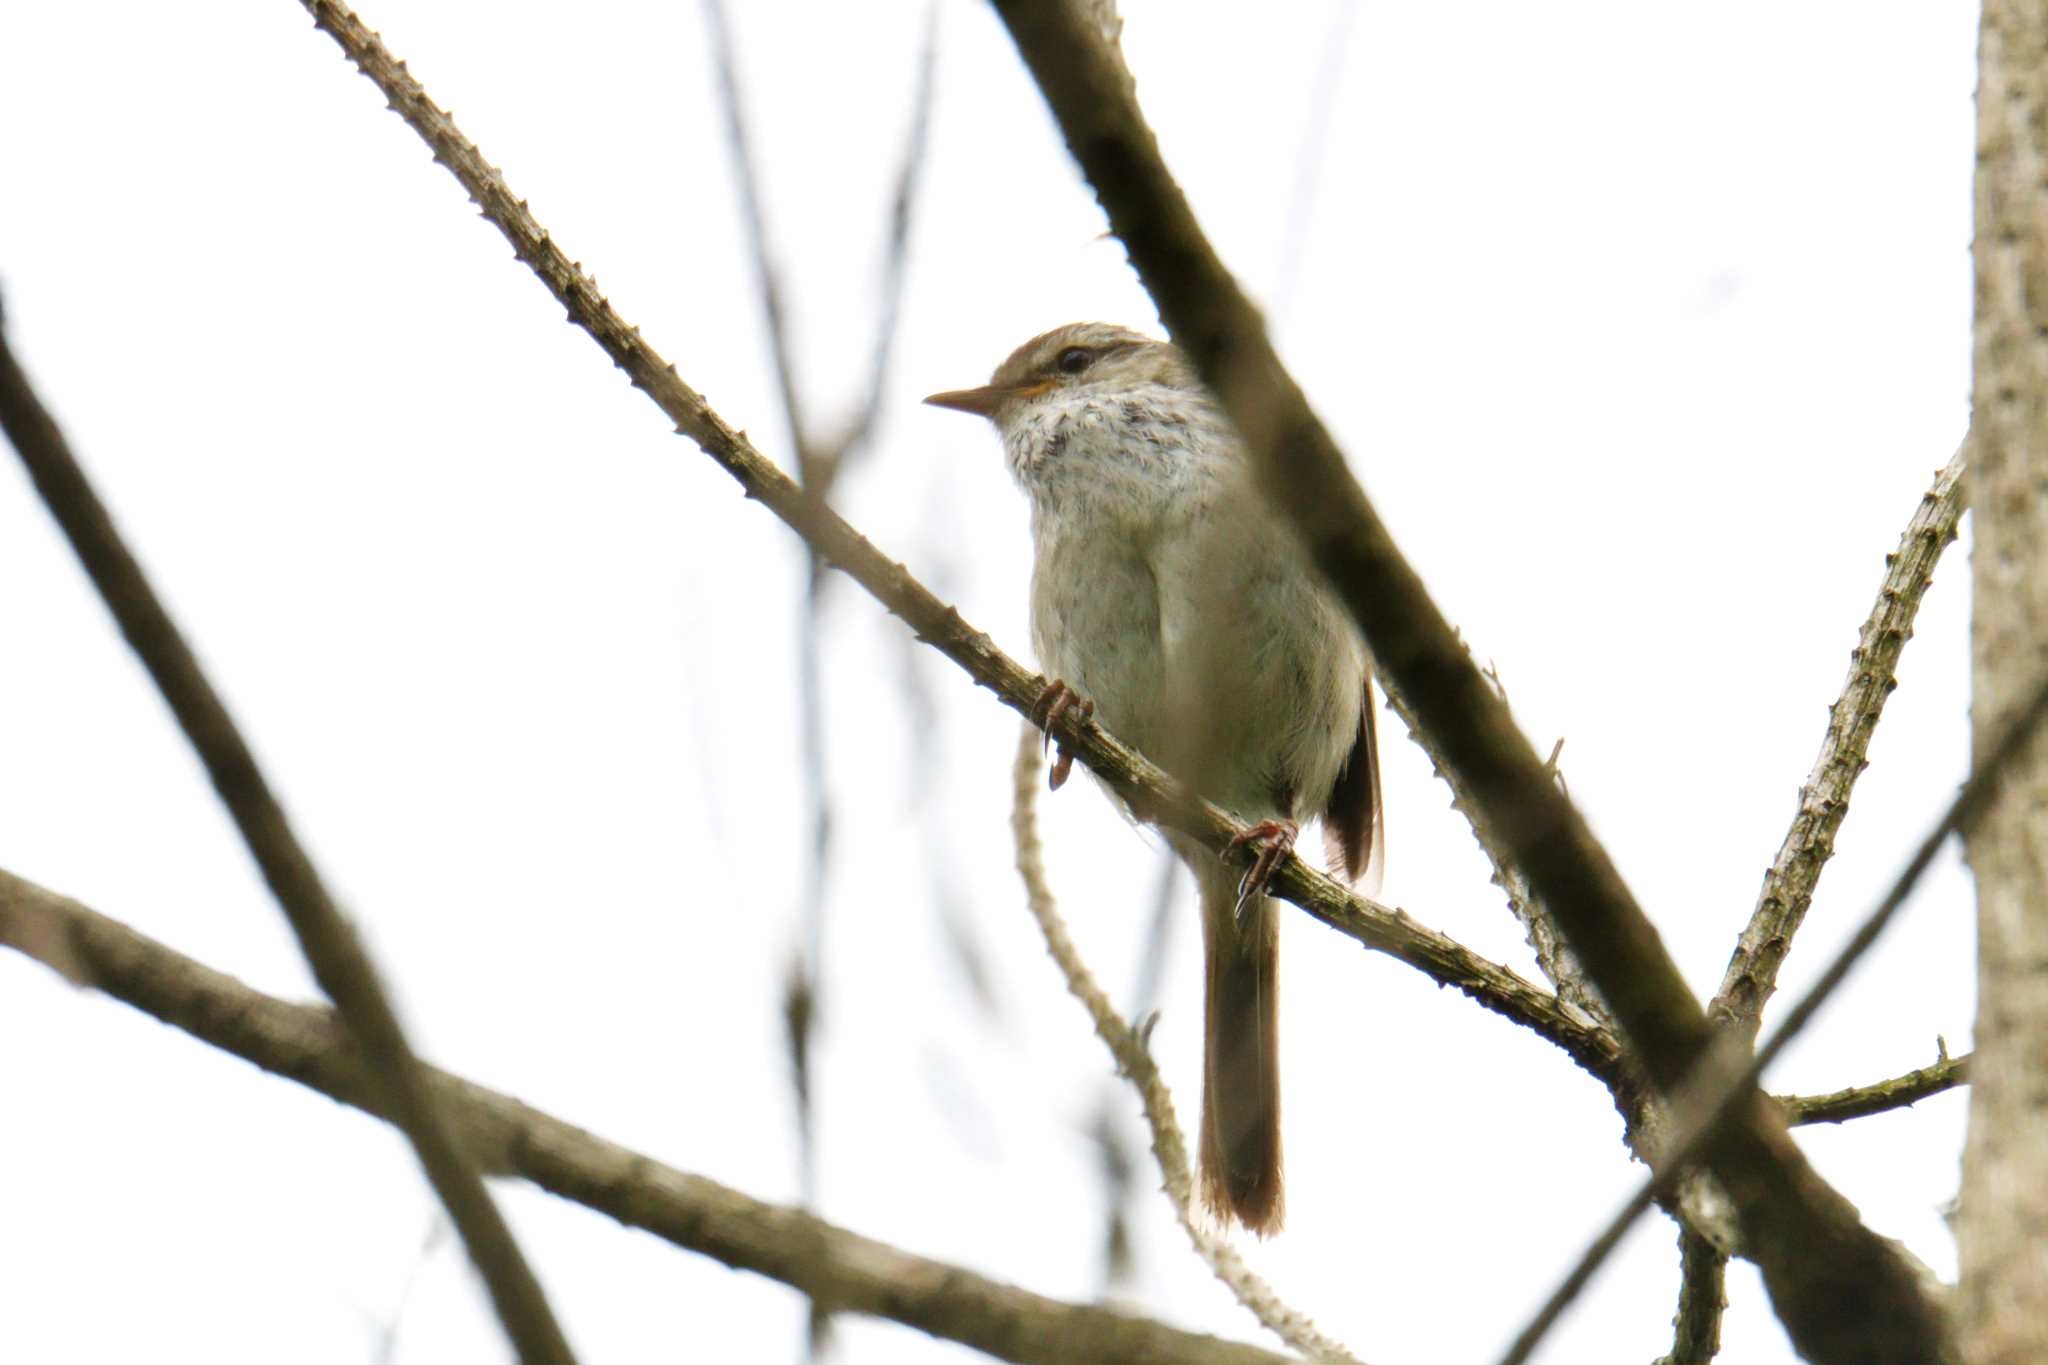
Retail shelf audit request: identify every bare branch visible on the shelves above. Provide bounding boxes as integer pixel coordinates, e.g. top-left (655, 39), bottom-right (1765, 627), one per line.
top-left (1711, 449), bottom-right (1968, 1040)
top-left (981, 5), bottom-right (1946, 1359)
top-left (292, 0), bottom-right (1611, 1083)
top-left (0, 301), bottom-right (574, 1365)
top-left (1653, 1226), bottom-right (1727, 1365)
top-left (1781, 1051), bottom-right (1970, 1128)
top-left (0, 868), bottom-right (1296, 1365)
top-left (834, 1), bottom-right (940, 477)
top-left (1012, 727), bottom-right (1362, 1364)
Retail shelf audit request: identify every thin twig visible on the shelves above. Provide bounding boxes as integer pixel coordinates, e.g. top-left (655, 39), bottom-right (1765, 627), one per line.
top-left (702, 0), bottom-right (807, 457)
top-left (702, 28), bottom-right (942, 1348)
top-left (1011, 727), bottom-right (1363, 1365)
top-left (1654, 1225), bottom-right (1727, 1365)
top-left (1126, 848), bottom-right (1182, 1025)
top-left (1780, 1050), bottom-right (1970, 1127)
top-left (1271, 0), bottom-right (1361, 326)
top-left (703, 15), bottom-right (835, 1310)
top-left (0, 302), bottom-right (574, 1365)
top-left (1710, 449), bottom-right (1968, 1040)
top-left (983, 6), bottom-right (1943, 1359)
top-left (834, 0), bottom-right (939, 477)
top-left (292, 0), bottom-right (1612, 1084)
top-left (900, 622), bottom-right (1004, 1019)
top-left (367, 1217), bottom-right (448, 1365)
top-left (0, 868), bottom-right (1293, 1365)
top-left (1499, 668), bottom-right (2048, 1365)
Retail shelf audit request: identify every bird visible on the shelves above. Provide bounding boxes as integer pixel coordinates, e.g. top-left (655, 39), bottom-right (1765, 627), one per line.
top-left (927, 321), bottom-right (1383, 1236)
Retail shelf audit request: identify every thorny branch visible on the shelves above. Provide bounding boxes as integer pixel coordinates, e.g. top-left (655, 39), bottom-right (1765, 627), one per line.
top-left (1711, 449), bottom-right (1969, 1040)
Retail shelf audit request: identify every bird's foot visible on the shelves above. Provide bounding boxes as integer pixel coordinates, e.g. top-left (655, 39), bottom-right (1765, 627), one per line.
top-left (1225, 819), bottom-right (1300, 919)
top-left (1030, 679), bottom-right (1095, 791)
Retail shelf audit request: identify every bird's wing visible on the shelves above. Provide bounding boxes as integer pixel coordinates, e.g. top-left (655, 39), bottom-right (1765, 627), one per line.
top-left (1322, 672), bottom-right (1385, 896)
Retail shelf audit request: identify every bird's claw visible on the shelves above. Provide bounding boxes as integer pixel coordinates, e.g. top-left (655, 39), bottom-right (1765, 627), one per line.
top-left (1031, 679), bottom-right (1094, 791)
top-left (1226, 819), bottom-right (1300, 921)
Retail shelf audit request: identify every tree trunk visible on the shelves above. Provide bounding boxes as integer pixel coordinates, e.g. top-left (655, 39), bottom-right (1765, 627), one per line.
top-left (1961, 6), bottom-right (2048, 1362)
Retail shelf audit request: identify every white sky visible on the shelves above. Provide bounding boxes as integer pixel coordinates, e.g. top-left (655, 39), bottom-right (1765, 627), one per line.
top-left (0, 3), bottom-right (1981, 1363)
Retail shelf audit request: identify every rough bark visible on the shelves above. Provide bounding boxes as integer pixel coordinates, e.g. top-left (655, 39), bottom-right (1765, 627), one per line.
top-left (1960, 5), bottom-right (2048, 1361)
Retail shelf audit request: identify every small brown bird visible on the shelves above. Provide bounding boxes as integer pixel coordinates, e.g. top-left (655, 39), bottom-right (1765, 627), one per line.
top-left (928, 322), bottom-right (1383, 1235)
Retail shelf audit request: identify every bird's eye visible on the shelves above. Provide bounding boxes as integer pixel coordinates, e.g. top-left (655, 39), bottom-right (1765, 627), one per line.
top-left (1055, 346), bottom-right (1094, 375)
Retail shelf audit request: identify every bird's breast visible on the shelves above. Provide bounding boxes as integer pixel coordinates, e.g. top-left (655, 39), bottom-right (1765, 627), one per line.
top-left (1027, 512), bottom-right (1169, 760)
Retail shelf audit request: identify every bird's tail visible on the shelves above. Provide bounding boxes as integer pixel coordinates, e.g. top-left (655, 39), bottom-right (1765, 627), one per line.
top-left (1197, 862), bottom-right (1284, 1236)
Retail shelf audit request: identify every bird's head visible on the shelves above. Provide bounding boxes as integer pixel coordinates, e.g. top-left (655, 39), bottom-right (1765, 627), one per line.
top-left (924, 322), bottom-right (1195, 430)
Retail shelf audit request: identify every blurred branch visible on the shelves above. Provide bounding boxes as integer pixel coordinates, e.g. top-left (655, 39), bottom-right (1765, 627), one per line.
top-left (982, 4), bottom-right (1944, 1360)
top-left (1126, 848), bottom-right (1181, 1025)
top-left (294, 0), bottom-right (1616, 1086)
top-left (700, 15), bottom-right (940, 1356)
top-left (1271, 0), bottom-right (1361, 326)
top-left (837, 1), bottom-right (939, 477)
top-left (1010, 728), bottom-right (1361, 1365)
top-left (702, 0), bottom-right (807, 459)
top-left (1780, 1050), bottom-right (1970, 1127)
top-left (1653, 1225), bottom-right (1726, 1365)
top-left (1710, 449), bottom-right (1968, 1040)
top-left (0, 299), bottom-right (574, 1365)
top-left (0, 867), bottom-right (1294, 1365)
top-left (898, 614), bottom-right (1005, 1020)
top-left (367, 1217), bottom-right (448, 1365)
top-left (705, 0), bottom-right (937, 496)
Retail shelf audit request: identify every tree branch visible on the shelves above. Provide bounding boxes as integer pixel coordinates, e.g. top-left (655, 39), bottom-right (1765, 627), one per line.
top-left (1011, 727), bottom-right (1361, 1365)
top-left (0, 867), bottom-right (1297, 1365)
top-left (1711, 449), bottom-right (1968, 1039)
top-left (1653, 1225), bottom-right (1727, 1365)
top-left (0, 301), bottom-right (574, 1365)
top-left (981, 4), bottom-right (1946, 1361)
top-left (291, 0), bottom-right (1612, 1087)
top-left (1780, 1051), bottom-right (1970, 1127)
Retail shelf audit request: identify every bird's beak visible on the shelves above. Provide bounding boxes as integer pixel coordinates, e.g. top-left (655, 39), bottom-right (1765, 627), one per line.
top-left (923, 385), bottom-right (1008, 418)
top-left (924, 379), bottom-right (1055, 419)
